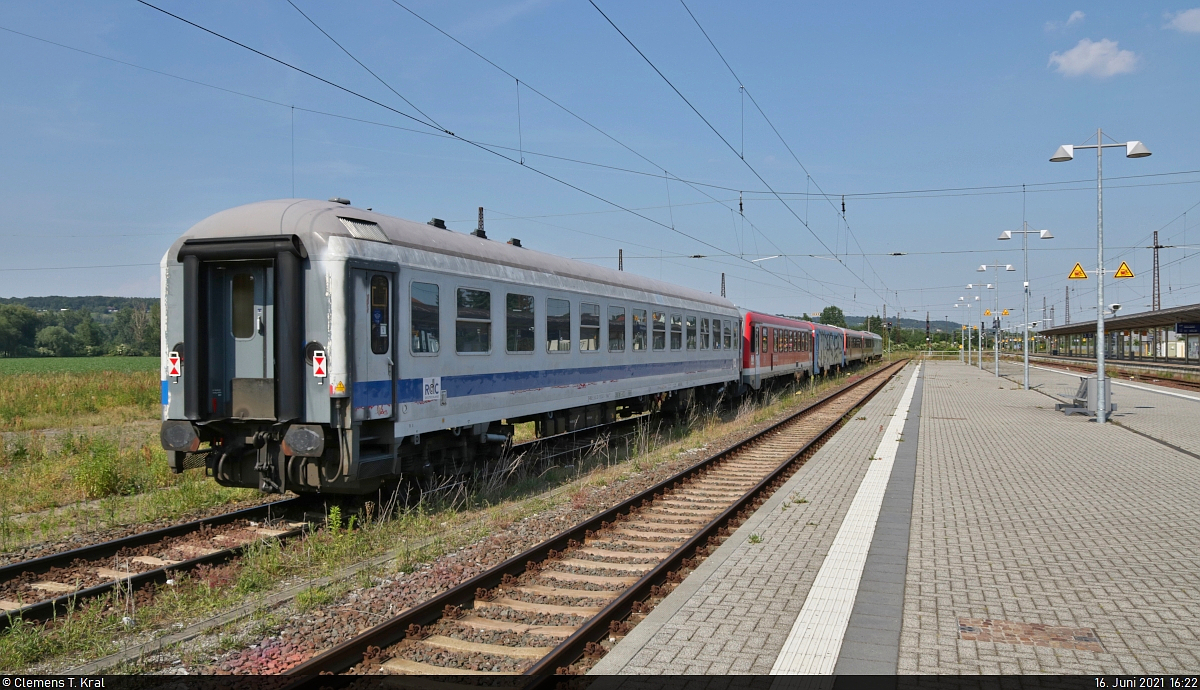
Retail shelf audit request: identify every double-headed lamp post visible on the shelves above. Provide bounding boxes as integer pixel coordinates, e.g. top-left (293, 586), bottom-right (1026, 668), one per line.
top-left (1051, 130), bottom-right (1151, 423)
top-left (977, 264), bottom-right (1014, 376)
top-left (999, 223), bottom-right (1054, 390)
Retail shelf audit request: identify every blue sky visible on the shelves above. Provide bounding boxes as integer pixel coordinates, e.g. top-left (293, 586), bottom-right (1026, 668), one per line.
top-left (2, 1), bottom-right (1199, 326)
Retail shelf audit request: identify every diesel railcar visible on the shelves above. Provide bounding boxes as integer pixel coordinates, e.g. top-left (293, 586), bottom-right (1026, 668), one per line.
top-left (844, 328), bottom-right (882, 364)
top-left (158, 199), bottom-right (742, 494)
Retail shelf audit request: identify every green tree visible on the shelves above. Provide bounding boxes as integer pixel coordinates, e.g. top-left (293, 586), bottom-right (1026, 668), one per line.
top-left (0, 305), bottom-right (40, 356)
top-left (35, 325), bottom-right (77, 356)
top-left (819, 306), bottom-right (847, 328)
top-left (74, 312), bottom-right (102, 354)
top-left (111, 305), bottom-right (159, 355)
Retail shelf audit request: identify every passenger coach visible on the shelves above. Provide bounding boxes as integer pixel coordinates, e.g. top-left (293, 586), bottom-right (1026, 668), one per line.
top-left (159, 199), bottom-right (742, 494)
top-left (740, 311), bottom-right (846, 390)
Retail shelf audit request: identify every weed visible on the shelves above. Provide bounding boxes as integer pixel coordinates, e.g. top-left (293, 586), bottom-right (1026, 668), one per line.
top-left (748, 534), bottom-right (763, 544)
top-left (295, 586), bottom-right (334, 612)
top-left (327, 505), bottom-right (343, 532)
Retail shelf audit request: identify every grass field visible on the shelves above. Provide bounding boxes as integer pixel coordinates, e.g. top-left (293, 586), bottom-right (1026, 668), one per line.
top-left (0, 357), bottom-right (158, 375)
top-left (0, 361), bottom-right (159, 431)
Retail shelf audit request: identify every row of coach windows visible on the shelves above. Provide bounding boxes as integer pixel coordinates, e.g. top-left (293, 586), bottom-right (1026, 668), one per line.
top-left (408, 282), bottom-right (735, 355)
top-left (769, 328), bottom-right (812, 353)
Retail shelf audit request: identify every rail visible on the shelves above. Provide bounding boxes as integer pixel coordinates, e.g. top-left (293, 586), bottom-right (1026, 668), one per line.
top-left (282, 359), bottom-right (909, 679)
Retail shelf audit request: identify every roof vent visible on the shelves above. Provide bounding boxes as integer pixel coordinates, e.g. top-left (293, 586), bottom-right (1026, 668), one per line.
top-left (428, 218), bottom-right (447, 230)
top-left (338, 217), bottom-right (389, 243)
top-left (508, 238), bottom-right (523, 248)
top-left (329, 197), bottom-right (350, 205)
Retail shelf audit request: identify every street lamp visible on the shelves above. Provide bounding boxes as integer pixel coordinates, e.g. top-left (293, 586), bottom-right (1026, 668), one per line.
top-left (965, 285), bottom-right (988, 369)
top-left (976, 264), bottom-right (1012, 377)
top-left (1051, 130), bottom-right (1151, 423)
top-left (999, 224), bottom-right (1054, 390)
top-left (955, 299), bottom-right (967, 362)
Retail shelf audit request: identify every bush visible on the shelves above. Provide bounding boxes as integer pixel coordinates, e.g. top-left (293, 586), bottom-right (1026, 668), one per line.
top-left (74, 439), bottom-right (145, 498)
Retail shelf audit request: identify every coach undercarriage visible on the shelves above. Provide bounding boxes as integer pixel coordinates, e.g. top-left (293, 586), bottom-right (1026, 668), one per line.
top-left (168, 384), bottom-right (725, 495)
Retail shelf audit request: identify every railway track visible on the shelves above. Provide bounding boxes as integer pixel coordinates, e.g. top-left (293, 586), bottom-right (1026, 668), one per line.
top-left (0, 497), bottom-right (310, 630)
top-left (1010, 355), bottom-right (1200, 392)
top-left (0, 410), bottom-right (660, 634)
top-left (282, 358), bottom-right (907, 678)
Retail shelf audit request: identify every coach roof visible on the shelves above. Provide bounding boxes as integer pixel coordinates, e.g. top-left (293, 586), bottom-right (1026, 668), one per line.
top-left (168, 199), bottom-right (736, 311)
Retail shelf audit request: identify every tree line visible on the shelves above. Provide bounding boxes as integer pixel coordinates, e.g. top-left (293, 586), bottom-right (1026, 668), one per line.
top-left (777, 305), bottom-right (961, 350)
top-left (0, 298), bottom-right (159, 357)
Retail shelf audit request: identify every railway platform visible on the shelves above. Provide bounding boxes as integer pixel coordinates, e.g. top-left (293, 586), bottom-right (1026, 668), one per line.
top-left (592, 359), bottom-right (1200, 675)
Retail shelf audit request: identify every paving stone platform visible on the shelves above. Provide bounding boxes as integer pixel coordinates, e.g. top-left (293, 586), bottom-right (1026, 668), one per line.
top-left (593, 363), bottom-right (921, 674)
top-left (593, 359), bottom-right (1200, 675)
top-left (993, 357), bottom-right (1200, 458)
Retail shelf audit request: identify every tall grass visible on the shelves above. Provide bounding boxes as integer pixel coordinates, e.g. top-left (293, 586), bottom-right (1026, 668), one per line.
top-left (0, 371), bottom-right (159, 431)
top-left (0, 430), bottom-right (258, 552)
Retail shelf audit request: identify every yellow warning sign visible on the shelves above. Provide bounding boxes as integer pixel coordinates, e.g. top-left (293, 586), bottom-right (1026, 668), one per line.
top-left (1002, 309), bottom-right (1010, 316)
top-left (1114, 261), bottom-right (1134, 279)
top-left (984, 309), bottom-right (992, 316)
top-left (1068, 263), bottom-right (1088, 280)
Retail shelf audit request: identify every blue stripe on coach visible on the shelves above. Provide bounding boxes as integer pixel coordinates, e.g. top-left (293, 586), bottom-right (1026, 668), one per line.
top-left (351, 357), bottom-right (734, 408)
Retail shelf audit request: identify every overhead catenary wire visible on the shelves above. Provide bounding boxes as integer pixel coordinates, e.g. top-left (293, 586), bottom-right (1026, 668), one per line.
top-left (677, 0), bottom-right (889, 299)
top-left (264, 0), bottom-right (840, 302)
top-left (590, 0), bottom-right (889, 307)
top-left (4, 22), bottom-right (1194, 205)
top-left (133, 1), bottom-right (771, 280)
top-left (380, 0), bottom-right (834, 296)
top-left (0, 21), bottom-right (823, 302)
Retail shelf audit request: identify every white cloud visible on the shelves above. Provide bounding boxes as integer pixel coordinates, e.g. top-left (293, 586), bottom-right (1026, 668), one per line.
top-left (1164, 8), bottom-right (1200, 32)
top-left (1045, 10), bottom-right (1085, 31)
top-left (1048, 38), bottom-right (1139, 77)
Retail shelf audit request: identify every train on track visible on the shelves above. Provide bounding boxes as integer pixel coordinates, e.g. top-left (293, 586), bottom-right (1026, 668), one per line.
top-left (158, 199), bottom-right (881, 495)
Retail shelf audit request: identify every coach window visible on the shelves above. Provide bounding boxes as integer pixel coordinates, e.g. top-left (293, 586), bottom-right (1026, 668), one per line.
top-left (456, 288), bottom-right (491, 353)
top-left (723, 320), bottom-right (733, 350)
top-left (670, 314), bottom-right (682, 350)
top-left (652, 312), bottom-right (666, 350)
top-left (580, 302), bottom-right (600, 351)
top-left (547, 298), bottom-right (571, 352)
top-left (370, 276), bottom-right (390, 355)
top-left (608, 307), bottom-right (626, 352)
top-left (700, 318), bottom-right (710, 349)
top-left (411, 282), bottom-right (440, 354)
top-left (231, 273), bottom-right (254, 339)
top-left (761, 327), bottom-right (768, 354)
top-left (506, 293), bottom-right (534, 353)
top-left (686, 316), bottom-right (697, 350)
top-left (632, 309), bottom-right (647, 351)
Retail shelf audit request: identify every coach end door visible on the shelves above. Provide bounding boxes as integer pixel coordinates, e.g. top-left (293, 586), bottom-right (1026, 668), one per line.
top-left (208, 263), bottom-right (275, 419)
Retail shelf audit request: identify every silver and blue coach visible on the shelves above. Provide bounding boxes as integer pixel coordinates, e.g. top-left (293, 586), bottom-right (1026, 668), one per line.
top-left (158, 199), bottom-right (742, 494)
